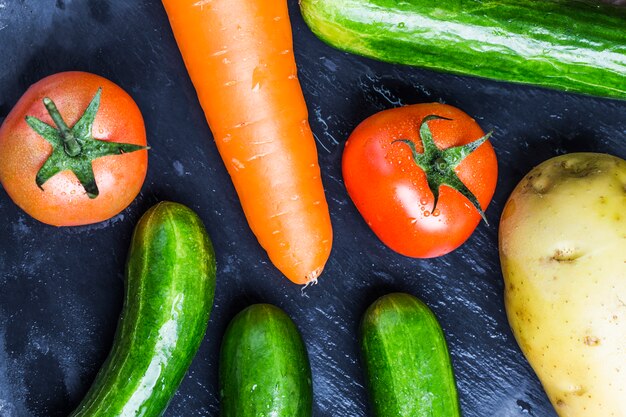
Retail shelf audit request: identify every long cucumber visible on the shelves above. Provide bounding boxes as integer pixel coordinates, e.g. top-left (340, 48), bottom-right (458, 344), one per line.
top-left (69, 201), bottom-right (217, 417)
top-left (300, 0), bottom-right (626, 100)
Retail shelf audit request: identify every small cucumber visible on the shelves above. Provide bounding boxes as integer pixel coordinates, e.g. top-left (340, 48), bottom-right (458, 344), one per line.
top-left (70, 201), bottom-right (217, 417)
top-left (219, 304), bottom-right (312, 417)
top-left (360, 293), bottom-right (461, 417)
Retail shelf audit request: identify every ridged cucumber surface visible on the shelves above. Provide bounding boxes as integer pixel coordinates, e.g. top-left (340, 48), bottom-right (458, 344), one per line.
top-left (220, 304), bottom-right (312, 417)
top-left (300, 0), bottom-right (626, 100)
top-left (361, 293), bottom-right (461, 417)
top-left (69, 201), bottom-right (217, 417)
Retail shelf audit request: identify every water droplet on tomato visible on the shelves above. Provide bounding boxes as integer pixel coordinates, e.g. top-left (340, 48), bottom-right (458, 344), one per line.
top-left (420, 199), bottom-right (428, 205)
top-left (432, 209), bottom-right (440, 217)
top-left (423, 211), bottom-right (431, 217)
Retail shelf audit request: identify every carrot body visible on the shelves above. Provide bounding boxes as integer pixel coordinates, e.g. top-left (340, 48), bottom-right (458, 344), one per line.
top-left (162, 0), bottom-right (332, 284)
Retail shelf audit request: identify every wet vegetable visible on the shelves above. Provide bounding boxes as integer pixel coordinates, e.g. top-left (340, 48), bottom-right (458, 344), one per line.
top-left (301, 0), bottom-right (626, 100)
top-left (220, 304), bottom-right (312, 417)
top-left (0, 71), bottom-right (148, 226)
top-left (342, 103), bottom-right (497, 258)
top-left (69, 202), bottom-right (216, 417)
top-left (361, 293), bottom-right (461, 417)
top-left (500, 153), bottom-right (626, 417)
top-left (162, 0), bottom-right (333, 284)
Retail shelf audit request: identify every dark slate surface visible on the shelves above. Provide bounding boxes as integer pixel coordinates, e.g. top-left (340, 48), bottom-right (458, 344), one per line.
top-left (0, 1), bottom-right (624, 416)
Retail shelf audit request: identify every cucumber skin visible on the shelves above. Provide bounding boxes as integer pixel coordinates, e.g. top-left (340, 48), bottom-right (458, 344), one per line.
top-left (70, 202), bottom-right (217, 417)
top-left (219, 304), bottom-right (312, 417)
top-left (361, 293), bottom-right (461, 417)
top-left (300, 0), bottom-right (626, 100)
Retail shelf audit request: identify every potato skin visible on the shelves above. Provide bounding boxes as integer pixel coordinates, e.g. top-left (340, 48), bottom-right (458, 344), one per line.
top-left (499, 153), bottom-right (626, 417)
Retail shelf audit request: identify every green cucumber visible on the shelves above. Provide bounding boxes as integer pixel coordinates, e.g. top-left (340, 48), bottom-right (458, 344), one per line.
top-left (360, 293), bottom-right (460, 417)
top-left (300, 0), bottom-right (626, 100)
top-left (70, 201), bottom-right (217, 417)
top-left (219, 304), bottom-right (312, 417)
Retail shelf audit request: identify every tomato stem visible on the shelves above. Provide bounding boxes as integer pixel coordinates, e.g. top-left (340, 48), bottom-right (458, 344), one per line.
top-left (43, 97), bottom-right (82, 157)
top-left (25, 88), bottom-right (148, 199)
top-left (435, 158), bottom-right (447, 173)
top-left (393, 115), bottom-right (491, 224)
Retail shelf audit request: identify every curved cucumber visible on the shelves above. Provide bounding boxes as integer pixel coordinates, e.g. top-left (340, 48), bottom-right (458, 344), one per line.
top-left (360, 293), bottom-right (460, 417)
top-left (219, 304), bottom-right (312, 417)
top-left (70, 201), bottom-right (217, 417)
top-left (300, 0), bottom-right (626, 100)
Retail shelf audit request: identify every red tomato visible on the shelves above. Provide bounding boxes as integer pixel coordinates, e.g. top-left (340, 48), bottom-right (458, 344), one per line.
top-left (342, 103), bottom-right (498, 258)
top-left (0, 71), bottom-right (148, 226)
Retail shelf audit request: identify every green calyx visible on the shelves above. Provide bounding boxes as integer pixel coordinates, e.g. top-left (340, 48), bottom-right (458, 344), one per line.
top-left (394, 115), bottom-right (491, 224)
top-left (25, 88), bottom-right (148, 199)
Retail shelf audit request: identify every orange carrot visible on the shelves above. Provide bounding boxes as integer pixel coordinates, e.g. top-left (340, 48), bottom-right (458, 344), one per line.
top-left (162, 0), bottom-right (333, 284)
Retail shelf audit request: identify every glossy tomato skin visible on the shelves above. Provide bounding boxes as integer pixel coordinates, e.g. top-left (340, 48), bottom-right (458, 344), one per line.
top-left (0, 72), bottom-right (148, 226)
top-left (342, 103), bottom-right (498, 258)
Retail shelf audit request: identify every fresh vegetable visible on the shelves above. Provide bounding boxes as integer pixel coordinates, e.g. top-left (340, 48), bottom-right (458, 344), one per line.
top-left (300, 0), bottom-right (626, 100)
top-left (499, 153), bottom-right (626, 417)
top-left (361, 293), bottom-right (461, 417)
top-left (69, 201), bottom-right (216, 417)
top-left (0, 71), bottom-right (148, 226)
top-left (161, 0), bottom-right (333, 285)
top-left (220, 304), bottom-right (312, 417)
top-left (343, 103), bottom-right (497, 258)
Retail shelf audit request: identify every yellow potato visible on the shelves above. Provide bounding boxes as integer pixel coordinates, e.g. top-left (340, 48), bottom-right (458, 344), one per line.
top-left (499, 152), bottom-right (626, 417)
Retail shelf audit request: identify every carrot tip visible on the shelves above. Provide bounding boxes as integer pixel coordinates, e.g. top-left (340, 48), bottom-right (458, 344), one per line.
top-left (308, 265), bottom-right (323, 281)
top-left (300, 266), bottom-right (322, 292)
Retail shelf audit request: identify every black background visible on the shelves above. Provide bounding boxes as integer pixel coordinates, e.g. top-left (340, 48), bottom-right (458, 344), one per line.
top-left (0, 1), bottom-right (624, 416)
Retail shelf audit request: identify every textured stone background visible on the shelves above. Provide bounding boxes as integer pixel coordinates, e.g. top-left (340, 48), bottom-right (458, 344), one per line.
top-left (0, 1), bottom-right (624, 416)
